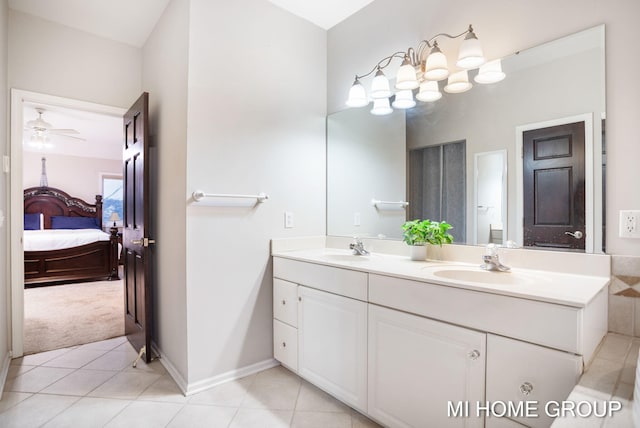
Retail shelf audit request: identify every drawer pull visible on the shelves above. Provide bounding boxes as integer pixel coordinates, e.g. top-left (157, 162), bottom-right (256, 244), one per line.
top-left (468, 350), bottom-right (481, 360)
top-left (282, 342), bottom-right (286, 348)
top-left (520, 382), bottom-right (533, 396)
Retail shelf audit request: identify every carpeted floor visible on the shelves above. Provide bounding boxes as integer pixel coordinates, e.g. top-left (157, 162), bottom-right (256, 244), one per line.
top-left (23, 277), bottom-right (125, 355)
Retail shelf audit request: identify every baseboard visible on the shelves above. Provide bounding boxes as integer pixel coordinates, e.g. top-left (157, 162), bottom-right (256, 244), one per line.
top-left (0, 351), bottom-right (12, 400)
top-left (185, 358), bottom-right (280, 396)
top-left (151, 342), bottom-right (188, 395)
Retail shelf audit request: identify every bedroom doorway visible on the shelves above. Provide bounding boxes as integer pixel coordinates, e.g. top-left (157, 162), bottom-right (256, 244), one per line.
top-left (10, 89), bottom-right (127, 357)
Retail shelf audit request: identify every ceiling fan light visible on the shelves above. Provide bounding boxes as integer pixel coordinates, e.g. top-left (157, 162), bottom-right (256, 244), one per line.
top-left (416, 80), bottom-right (442, 102)
top-left (474, 58), bottom-right (506, 84)
top-left (424, 43), bottom-right (449, 81)
top-left (392, 90), bottom-right (416, 109)
top-left (444, 70), bottom-right (472, 93)
top-left (456, 29), bottom-right (485, 69)
top-left (345, 78), bottom-right (369, 107)
top-left (371, 69), bottom-right (392, 99)
top-left (395, 58), bottom-right (419, 90)
top-left (370, 98), bottom-right (393, 116)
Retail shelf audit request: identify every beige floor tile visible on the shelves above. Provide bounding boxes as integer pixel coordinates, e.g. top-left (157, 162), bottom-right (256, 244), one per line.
top-left (0, 394), bottom-right (79, 428)
top-left (41, 369), bottom-right (117, 396)
top-left (291, 411), bottom-right (351, 428)
top-left (104, 400), bottom-right (183, 428)
top-left (188, 376), bottom-right (255, 407)
top-left (41, 348), bottom-right (107, 369)
top-left (42, 397), bottom-right (131, 428)
top-left (138, 374), bottom-right (188, 403)
top-left (88, 371), bottom-right (162, 400)
top-left (167, 403), bottom-right (237, 428)
top-left (295, 381), bottom-right (350, 413)
top-left (6, 364), bottom-right (36, 380)
top-left (122, 357), bottom-right (167, 375)
top-left (4, 366), bottom-right (75, 393)
top-left (253, 366), bottom-right (302, 387)
top-left (597, 335), bottom-right (632, 364)
top-left (83, 348), bottom-right (139, 371)
top-left (229, 408), bottom-right (293, 428)
top-left (241, 380), bottom-right (301, 410)
top-left (0, 392), bottom-right (33, 413)
top-left (578, 358), bottom-right (624, 395)
top-left (76, 336), bottom-right (126, 352)
top-left (11, 348), bottom-right (73, 366)
top-left (351, 409), bottom-right (383, 428)
top-left (602, 401), bottom-right (634, 427)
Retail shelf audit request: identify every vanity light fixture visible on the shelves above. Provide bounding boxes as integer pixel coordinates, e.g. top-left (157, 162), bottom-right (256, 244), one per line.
top-left (345, 25), bottom-right (505, 115)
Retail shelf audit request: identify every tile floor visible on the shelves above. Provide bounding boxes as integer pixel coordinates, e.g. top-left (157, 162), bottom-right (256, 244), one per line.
top-left (0, 336), bottom-right (381, 428)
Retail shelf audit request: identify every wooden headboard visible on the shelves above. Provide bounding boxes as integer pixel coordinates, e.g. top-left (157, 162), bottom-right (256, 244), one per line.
top-left (24, 186), bottom-right (103, 229)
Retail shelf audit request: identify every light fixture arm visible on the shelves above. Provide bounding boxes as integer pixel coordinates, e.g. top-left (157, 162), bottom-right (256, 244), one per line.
top-left (354, 51), bottom-right (408, 80)
top-left (415, 25), bottom-right (474, 63)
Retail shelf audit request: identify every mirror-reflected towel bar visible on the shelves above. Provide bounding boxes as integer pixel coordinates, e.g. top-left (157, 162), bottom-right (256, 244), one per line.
top-left (371, 199), bottom-right (409, 209)
top-left (192, 190), bottom-right (269, 203)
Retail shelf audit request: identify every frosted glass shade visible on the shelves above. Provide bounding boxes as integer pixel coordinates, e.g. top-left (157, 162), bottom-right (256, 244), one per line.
top-left (474, 59), bottom-right (506, 84)
top-left (345, 79), bottom-right (369, 107)
top-left (395, 61), bottom-right (419, 90)
top-left (392, 90), bottom-right (416, 109)
top-left (456, 35), bottom-right (485, 69)
top-left (370, 98), bottom-right (393, 115)
top-left (424, 48), bottom-right (449, 81)
top-left (371, 70), bottom-right (392, 99)
top-left (416, 80), bottom-right (442, 102)
top-left (444, 70), bottom-right (472, 93)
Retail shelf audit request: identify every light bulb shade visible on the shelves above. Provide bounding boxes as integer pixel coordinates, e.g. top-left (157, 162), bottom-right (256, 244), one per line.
top-left (456, 33), bottom-right (485, 69)
top-left (395, 61), bottom-right (419, 90)
top-left (109, 212), bottom-right (121, 222)
top-left (424, 47), bottom-right (449, 81)
top-left (371, 69), bottom-right (392, 99)
top-left (416, 80), bottom-right (442, 102)
top-left (444, 70), bottom-right (472, 93)
top-left (474, 58), bottom-right (506, 84)
top-left (370, 98), bottom-right (393, 116)
top-left (345, 79), bottom-right (369, 107)
top-left (392, 90), bottom-right (416, 109)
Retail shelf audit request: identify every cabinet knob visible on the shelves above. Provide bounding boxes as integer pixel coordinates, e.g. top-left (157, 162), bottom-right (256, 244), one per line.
top-left (282, 342), bottom-right (286, 348)
top-left (520, 382), bottom-right (534, 396)
top-left (298, 297), bottom-right (302, 302)
top-left (282, 300), bottom-right (286, 305)
top-left (468, 350), bottom-right (481, 360)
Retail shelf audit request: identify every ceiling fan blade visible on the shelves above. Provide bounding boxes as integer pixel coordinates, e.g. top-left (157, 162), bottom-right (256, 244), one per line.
top-left (48, 128), bottom-right (80, 134)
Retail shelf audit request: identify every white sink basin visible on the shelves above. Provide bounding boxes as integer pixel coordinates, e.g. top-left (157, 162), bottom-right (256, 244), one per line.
top-left (430, 266), bottom-right (538, 286)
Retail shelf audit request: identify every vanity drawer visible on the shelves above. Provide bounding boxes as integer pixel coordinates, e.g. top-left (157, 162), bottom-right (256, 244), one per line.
top-left (486, 334), bottom-right (582, 428)
top-left (274, 257), bottom-right (368, 301)
top-left (368, 274), bottom-right (581, 353)
top-left (274, 278), bottom-right (297, 327)
top-left (273, 319), bottom-right (298, 372)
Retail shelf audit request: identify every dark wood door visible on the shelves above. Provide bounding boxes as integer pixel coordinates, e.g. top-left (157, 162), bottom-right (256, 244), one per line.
top-left (123, 92), bottom-right (153, 363)
top-left (523, 122), bottom-right (585, 250)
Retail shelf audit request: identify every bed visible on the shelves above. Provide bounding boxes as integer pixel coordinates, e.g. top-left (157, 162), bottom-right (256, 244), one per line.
top-left (23, 186), bottom-right (120, 287)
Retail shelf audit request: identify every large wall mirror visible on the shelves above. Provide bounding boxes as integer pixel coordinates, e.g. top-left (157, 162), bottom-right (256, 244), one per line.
top-left (327, 25), bottom-right (605, 253)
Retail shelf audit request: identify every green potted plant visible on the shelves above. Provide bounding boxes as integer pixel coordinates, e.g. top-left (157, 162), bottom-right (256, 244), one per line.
top-left (402, 219), bottom-right (453, 260)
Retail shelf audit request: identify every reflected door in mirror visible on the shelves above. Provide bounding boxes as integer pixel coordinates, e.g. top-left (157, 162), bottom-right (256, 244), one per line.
top-left (523, 122), bottom-right (585, 250)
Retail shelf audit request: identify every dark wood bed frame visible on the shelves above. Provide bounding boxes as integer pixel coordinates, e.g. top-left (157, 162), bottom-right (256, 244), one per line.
top-left (23, 186), bottom-right (120, 287)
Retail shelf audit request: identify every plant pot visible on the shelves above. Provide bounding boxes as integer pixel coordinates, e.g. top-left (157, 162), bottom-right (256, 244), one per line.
top-left (409, 245), bottom-right (427, 261)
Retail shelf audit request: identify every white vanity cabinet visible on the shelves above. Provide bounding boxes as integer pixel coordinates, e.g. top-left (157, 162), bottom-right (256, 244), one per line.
top-left (298, 285), bottom-right (368, 412)
top-left (368, 304), bottom-right (486, 428)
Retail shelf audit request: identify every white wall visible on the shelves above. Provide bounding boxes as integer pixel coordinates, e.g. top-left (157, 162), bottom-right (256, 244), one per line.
top-left (8, 10), bottom-right (141, 108)
top-left (142, 0), bottom-right (189, 385)
top-left (185, 0), bottom-right (326, 384)
top-left (327, 0), bottom-right (640, 256)
top-left (22, 151), bottom-right (121, 204)
top-left (0, 0), bottom-right (10, 391)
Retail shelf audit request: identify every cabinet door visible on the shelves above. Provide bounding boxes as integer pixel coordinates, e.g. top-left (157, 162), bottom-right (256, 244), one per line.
top-left (486, 334), bottom-right (582, 428)
top-left (368, 304), bottom-right (486, 428)
top-left (273, 278), bottom-right (297, 327)
top-left (298, 285), bottom-right (368, 412)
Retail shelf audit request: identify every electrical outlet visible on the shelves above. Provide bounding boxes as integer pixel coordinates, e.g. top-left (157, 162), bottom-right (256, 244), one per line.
top-left (619, 210), bottom-right (640, 238)
top-left (284, 211), bottom-right (294, 229)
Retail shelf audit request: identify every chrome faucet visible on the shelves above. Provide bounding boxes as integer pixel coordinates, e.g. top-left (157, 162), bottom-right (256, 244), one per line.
top-left (349, 237), bottom-right (370, 256)
top-left (481, 244), bottom-right (510, 272)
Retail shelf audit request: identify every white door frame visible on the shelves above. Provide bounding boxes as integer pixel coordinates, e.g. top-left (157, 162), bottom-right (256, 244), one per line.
top-left (9, 89), bottom-right (125, 357)
top-left (514, 113), bottom-right (601, 253)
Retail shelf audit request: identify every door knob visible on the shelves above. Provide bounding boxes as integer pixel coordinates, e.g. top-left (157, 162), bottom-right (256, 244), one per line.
top-left (564, 231), bottom-right (583, 239)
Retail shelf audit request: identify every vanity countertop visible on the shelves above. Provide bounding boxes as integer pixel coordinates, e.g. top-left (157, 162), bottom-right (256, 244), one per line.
top-left (272, 247), bottom-right (610, 308)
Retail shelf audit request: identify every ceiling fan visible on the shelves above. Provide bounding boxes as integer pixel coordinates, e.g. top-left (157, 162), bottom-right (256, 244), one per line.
top-left (25, 107), bottom-right (86, 142)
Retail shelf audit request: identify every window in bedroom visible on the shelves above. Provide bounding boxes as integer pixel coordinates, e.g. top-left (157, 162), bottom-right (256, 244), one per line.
top-left (102, 175), bottom-right (123, 229)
